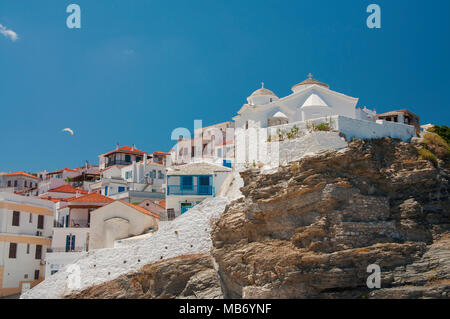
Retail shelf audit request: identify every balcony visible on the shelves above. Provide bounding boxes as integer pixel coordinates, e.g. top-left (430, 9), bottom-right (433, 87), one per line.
top-left (106, 159), bottom-right (132, 167)
top-left (68, 219), bottom-right (89, 228)
top-left (47, 246), bottom-right (86, 253)
top-left (167, 185), bottom-right (213, 196)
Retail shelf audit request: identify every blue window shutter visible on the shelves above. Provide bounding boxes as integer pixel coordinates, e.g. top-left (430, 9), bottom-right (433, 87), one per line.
top-left (65, 235), bottom-right (70, 252)
top-left (71, 235), bottom-right (76, 251)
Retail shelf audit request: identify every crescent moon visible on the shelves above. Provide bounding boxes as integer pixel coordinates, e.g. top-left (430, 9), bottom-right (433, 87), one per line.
top-left (62, 128), bottom-right (74, 136)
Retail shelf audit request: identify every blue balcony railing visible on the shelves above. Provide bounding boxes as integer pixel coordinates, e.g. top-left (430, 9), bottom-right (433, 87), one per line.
top-left (167, 185), bottom-right (213, 196)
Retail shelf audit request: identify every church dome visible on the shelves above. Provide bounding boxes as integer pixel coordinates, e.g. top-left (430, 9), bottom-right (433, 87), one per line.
top-left (292, 73), bottom-right (330, 92)
top-left (247, 82), bottom-right (278, 106)
top-left (250, 87), bottom-right (277, 97)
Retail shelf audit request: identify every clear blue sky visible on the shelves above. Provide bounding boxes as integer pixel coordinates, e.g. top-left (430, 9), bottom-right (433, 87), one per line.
top-left (1, 0), bottom-right (449, 172)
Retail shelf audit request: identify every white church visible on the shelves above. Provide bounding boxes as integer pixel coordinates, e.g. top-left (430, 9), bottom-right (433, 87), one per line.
top-left (233, 73), bottom-right (377, 129)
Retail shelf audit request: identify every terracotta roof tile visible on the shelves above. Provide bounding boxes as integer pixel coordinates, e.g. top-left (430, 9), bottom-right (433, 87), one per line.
top-left (5, 172), bottom-right (39, 180)
top-left (66, 193), bottom-right (114, 204)
top-left (119, 200), bottom-right (160, 219)
top-left (48, 185), bottom-right (88, 194)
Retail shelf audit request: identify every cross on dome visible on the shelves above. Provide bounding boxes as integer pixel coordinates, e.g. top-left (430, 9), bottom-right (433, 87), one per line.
top-left (308, 73), bottom-right (313, 79)
top-left (261, 82), bottom-right (264, 88)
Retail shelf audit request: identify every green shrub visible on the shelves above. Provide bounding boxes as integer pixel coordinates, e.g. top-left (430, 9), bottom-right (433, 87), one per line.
top-left (430, 125), bottom-right (450, 144)
top-left (423, 132), bottom-right (450, 160)
top-left (418, 148), bottom-right (438, 165)
top-left (315, 122), bottom-right (331, 131)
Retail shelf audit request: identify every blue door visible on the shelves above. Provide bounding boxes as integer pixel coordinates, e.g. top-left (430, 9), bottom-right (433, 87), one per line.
top-left (118, 186), bottom-right (125, 193)
top-left (104, 186), bottom-right (108, 196)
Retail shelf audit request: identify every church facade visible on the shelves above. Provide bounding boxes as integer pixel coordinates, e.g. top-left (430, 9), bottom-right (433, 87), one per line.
top-left (233, 74), bottom-right (373, 129)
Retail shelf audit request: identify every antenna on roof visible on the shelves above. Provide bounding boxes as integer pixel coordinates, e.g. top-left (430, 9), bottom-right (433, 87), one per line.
top-left (261, 81), bottom-right (264, 88)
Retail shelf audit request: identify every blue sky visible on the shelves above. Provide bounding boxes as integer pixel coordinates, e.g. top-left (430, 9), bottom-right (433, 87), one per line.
top-left (1, 0), bottom-right (449, 172)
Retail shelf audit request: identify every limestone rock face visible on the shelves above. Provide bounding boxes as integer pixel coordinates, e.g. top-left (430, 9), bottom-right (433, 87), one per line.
top-left (212, 138), bottom-right (450, 299)
top-left (65, 139), bottom-right (449, 299)
top-left (65, 254), bottom-right (223, 299)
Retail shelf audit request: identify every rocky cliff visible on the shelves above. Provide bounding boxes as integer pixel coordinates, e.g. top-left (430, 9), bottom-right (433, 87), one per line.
top-left (66, 254), bottom-right (223, 299)
top-left (212, 138), bottom-right (449, 298)
top-left (65, 138), bottom-right (449, 299)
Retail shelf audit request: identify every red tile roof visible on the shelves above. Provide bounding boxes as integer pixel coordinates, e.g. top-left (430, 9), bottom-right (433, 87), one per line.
top-left (47, 185), bottom-right (88, 194)
top-left (102, 146), bottom-right (147, 157)
top-left (48, 168), bottom-right (79, 175)
top-left (5, 172), bottom-right (39, 180)
top-left (157, 200), bottom-right (166, 209)
top-left (153, 151), bottom-right (171, 156)
top-left (119, 200), bottom-right (159, 219)
top-left (66, 193), bottom-right (114, 204)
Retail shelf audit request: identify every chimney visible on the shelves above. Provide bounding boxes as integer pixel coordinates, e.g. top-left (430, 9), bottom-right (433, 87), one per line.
top-left (76, 190), bottom-right (80, 198)
top-left (116, 143), bottom-right (119, 150)
top-left (132, 144), bottom-right (135, 151)
top-left (85, 160), bottom-right (88, 169)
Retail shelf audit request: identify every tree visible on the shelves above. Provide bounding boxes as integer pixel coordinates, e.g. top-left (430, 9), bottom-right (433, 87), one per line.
top-left (431, 125), bottom-right (450, 145)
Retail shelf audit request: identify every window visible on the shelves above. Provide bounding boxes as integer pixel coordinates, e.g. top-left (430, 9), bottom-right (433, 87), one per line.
top-left (158, 171), bottom-right (164, 179)
top-left (136, 156), bottom-right (142, 162)
top-left (35, 245), bottom-right (42, 260)
top-left (167, 209), bottom-right (175, 221)
top-left (24, 181), bottom-right (27, 187)
top-left (14, 180), bottom-right (18, 187)
top-left (34, 270), bottom-right (40, 280)
top-left (199, 176), bottom-right (210, 186)
top-left (29, 213), bottom-right (33, 223)
top-left (27, 244), bottom-right (30, 254)
top-left (118, 186), bottom-right (125, 193)
top-left (152, 170), bottom-right (156, 178)
top-left (37, 215), bottom-right (44, 230)
top-left (125, 171), bottom-right (132, 179)
top-left (125, 154), bottom-right (131, 162)
top-left (65, 235), bottom-right (76, 252)
top-left (181, 176), bottom-right (193, 190)
top-left (9, 243), bottom-right (17, 258)
top-left (12, 211), bottom-right (20, 226)
top-left (7, 181), bottom-right (11, 187)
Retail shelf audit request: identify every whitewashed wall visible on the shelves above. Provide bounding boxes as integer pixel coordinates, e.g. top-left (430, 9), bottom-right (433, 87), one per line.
top-left (234, 115), bottom-right (416, 169)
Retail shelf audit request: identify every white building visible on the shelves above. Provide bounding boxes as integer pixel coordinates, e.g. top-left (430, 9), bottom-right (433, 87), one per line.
top-left (233, 75), bottom-right (363, 129)
top-left (0, 172), bottom-right (40, 196)
top-left (166, 162), bottom-right (231, 218)
top-left (0, 192), bottom-right (54, 297)
top-left (89, 200), bottom-right (159, 250)
top-left (37, 168), bottom-right (80, 195)
top-left (90, 156), bottom-right (166, 203)
top-left (45, 193), bottom-right (114, 278)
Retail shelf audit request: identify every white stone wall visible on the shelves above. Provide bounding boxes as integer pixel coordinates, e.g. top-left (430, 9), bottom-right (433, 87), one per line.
top-left (234, 115), bottom-right (416, 169)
